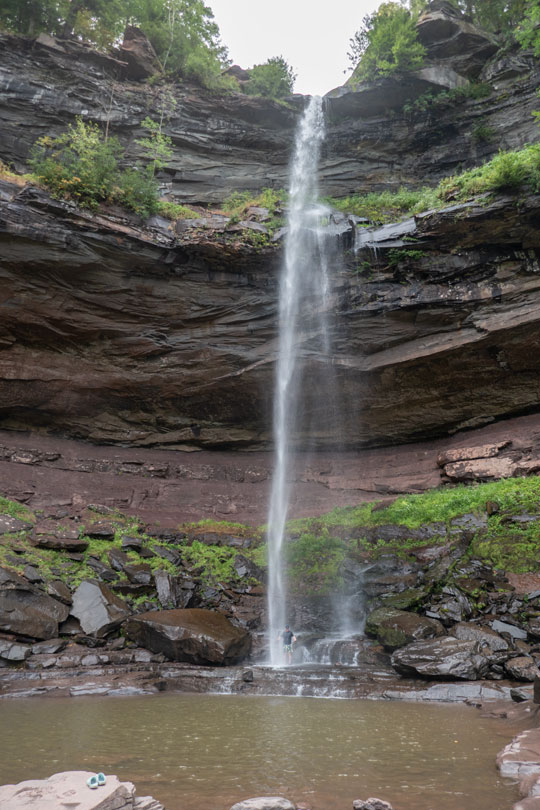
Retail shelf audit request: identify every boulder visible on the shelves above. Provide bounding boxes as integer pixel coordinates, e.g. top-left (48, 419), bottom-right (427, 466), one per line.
top-left (0, 771), bottom-right (164, 810)
top-left (453, 622), bottom-right (509, 652)
top-left (46, 580), bottom-right (72, 604)
top-left (416, 1), bottom-right (499, 78)
top-left (365, 607), bottom-right (444, 650)
top-left (154, 571), bottom-right (195, 609)
top-left (124, 563), bottom-right (153, 586)
top-left (120, 25), bottom-right (160, 81)
top-left (0, 567), bottom-right (69, 639)
top-left (126, 608), bottom-right (251, 664)
top-left (353, 801), bottom-right (394, 810)
top-left (229, 800), bottom-right (295, 810)
top-left (492, 619), bottom-right (528, 640)
top-left (391, 636), bottom-right (490, 680)
top-left (0, 638), bottom-right (32, 661)
top-left (506, 656), bottom-right (539, 682)
top-left (70, 581), bottom-right (131, 637)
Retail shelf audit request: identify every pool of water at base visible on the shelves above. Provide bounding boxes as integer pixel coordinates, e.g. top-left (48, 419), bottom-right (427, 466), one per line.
top-left (0, 693), bottom-right (519, 810)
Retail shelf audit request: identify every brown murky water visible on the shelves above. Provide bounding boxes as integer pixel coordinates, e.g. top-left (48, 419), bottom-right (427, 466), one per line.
top-left (0, 694), bottom-right (519, 810)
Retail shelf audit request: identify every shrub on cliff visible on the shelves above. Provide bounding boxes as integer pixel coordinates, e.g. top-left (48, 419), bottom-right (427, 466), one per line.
top-left (30, 117), bottom-right (161, 217)
top-left (348, 2), bottom-right (426, 83)
top-left (244, 56), bottom-right (297, 100)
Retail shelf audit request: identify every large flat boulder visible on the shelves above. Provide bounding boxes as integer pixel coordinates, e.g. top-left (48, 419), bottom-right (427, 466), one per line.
top-left (70, 581), bottom-right (131, 637)
top-left (391, 636), bottom-right (490, 680)
top-left (365, 607), bottom-right (444, 650)
top-left (0, 770), bottom-right (164, 809)
top-left (0, 567), bottom-right (69, 639)
top-left (126, 608), bottom-right (251, 664)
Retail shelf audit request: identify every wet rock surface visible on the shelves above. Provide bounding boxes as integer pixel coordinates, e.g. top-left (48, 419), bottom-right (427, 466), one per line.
top-left (126, 608), bottom-right (251, 665)
top-left (391, 637), bottom-right (491, 680)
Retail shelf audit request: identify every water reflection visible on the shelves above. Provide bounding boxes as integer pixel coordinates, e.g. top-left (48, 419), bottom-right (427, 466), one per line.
top-left (0, 694), bottom-right (517, 810)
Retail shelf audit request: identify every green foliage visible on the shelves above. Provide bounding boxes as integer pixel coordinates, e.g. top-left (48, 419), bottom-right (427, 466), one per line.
top-left (135, 116), bottom-right (173, 176)
top-left (0, 495), bottom-right (35, 521)
top-left (349, 2), bottom-right (426, 83)
top-left (128, 0), bottom-right (230, 87)
top-left (326, 186), bottom-right (440, 224)
top-left (182, 540), bottom-right (238, 585)
top-left (156, 200), bottom-right (198, 219)
top-left (438, 144), bottom-right (540, 198)
top-left (471, 121), bottom-right (496, 142)
top-left (387, 248), bottom-right (426, 266)
top-left (0, 1), bottom-right (231, 89)
top-left (244, 56), bottom-right (296, 100)
top-left (30, 117), bottom-right (163, 216)
top-left (404, 0), bottom-right (527, 38)
top-left (402, 83), bottom-right (493, 117)
top-left (285, 530), bottom-right (347, 594)
top-left (328, 144), bottom-right (540, 225)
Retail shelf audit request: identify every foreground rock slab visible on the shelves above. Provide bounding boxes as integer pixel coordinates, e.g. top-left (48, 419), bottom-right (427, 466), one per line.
top-left (126, 608), bottom-right (251, 664)
top-left (0, 770), bottom-right (164, 809)
top-left (229, 799), bottom-right (295, 810)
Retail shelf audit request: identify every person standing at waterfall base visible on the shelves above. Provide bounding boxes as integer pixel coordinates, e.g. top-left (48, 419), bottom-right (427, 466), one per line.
top-left (280, 625), bottom-right (296, 665)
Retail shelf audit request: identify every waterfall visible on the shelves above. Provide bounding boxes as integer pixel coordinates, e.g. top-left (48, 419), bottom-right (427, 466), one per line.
top-left (266, 96), bottom-right (327, 666)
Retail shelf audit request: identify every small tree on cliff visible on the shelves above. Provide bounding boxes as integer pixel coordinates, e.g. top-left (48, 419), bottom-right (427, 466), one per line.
top-left (244, 56), bottom-right (297, 99)
top-left (348, 2), bottom-right (426, 83)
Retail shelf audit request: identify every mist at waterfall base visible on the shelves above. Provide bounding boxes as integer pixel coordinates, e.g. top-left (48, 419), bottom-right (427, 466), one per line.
top-left (266, 96), bottom-right (366, 666)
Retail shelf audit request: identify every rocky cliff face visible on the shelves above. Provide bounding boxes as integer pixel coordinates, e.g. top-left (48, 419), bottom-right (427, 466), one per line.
top-left (1, 11), bottom-right (540, 459)
top-left (2, 178), bottom-right (540, 452)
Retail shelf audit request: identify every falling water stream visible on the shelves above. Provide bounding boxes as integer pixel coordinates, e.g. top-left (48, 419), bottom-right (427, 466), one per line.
top-left (267, 96), bottom-right (343, 665)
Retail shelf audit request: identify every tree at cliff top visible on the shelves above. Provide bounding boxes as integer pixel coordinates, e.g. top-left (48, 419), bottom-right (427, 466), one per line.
top-left (244, 56), bottom-right (297, 100)
top-left (348, 2), bottom-right (426, 82)
top-left (517, 1), bottom-right (540, 54)
top-left (127, 0), bottom-right (230, 85)
top-left (406, 0), bottom-right (528, 37)
top-left (0, 0), bottom-right (230, 86)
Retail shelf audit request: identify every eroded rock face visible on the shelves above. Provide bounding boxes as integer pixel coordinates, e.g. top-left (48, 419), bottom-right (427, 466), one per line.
top-left (391, 636), bottom-right (490, 679)
top-left (70, 581), bottom-right (131, 637)
top-left (125, 607), bottom-right (251, 664)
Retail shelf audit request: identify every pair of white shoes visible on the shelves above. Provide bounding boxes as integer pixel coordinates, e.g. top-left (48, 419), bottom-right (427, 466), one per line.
top-left (86, 773), bottom-right (107, 789)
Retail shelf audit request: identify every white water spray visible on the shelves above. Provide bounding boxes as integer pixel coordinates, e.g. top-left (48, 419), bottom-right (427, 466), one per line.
top-left (267, 96), bottom-right (326, 666)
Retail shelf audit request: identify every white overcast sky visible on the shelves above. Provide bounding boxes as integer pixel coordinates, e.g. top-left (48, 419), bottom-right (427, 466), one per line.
top-left (207, 1), bottom-right (384, 96)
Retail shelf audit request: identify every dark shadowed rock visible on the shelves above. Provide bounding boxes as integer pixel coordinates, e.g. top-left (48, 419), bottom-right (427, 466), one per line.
top-left (391, 636), bottom-right (490, 680)
top-left (46, 580), bottom-right (72, 604)
top-left (124, 563), bottom-right (153, 585)
top-left (365, 607), bottom-right (444, 650)
top-left (154, 571), bottom-right (195, 609)
top-left (34, 535), bottom-right (89, 552)
top-left (70, 581), bottom-right (131, 637)
top-left (0, 566), bottom-right (69, 639)
top-left (126, 608), bottom-right (251, 664)
top-left (120, 25), bottom-right (160, 80)
top-left (86, 523), bottom-right (116, 540)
